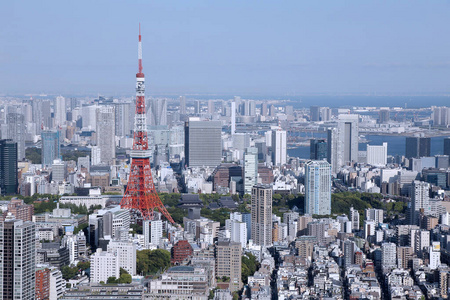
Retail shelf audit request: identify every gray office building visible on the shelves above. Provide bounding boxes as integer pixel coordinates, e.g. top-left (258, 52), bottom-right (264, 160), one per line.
top-left (310, 139), bottom-right (327, 160)
top-left (444, 138), bottom-right (450, 157)
top-left (184, 119), bottom-right (222, 167)
top-left (6, 113), bottom-right (25, 161)
top-left (0, 219), bottom-right (36, 300)
top-left (41, 130), bottom-right (60, 167)
top-left (0, 140), bottom-right (18, 195)
top-left (405, 137), bottom-right (431, 159)
top-left (327, 114), bottom-right (359, 173)
top-left (310, 106), bottom-right (320, 121)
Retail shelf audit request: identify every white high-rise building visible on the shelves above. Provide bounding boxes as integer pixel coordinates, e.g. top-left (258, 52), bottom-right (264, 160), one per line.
top-left (231, 101), bottom-right (236, 135)
top-left (49, 267), bottom-right (66, 300)
top-left (429, 242), bottom-right (441, 270)
top-left (367, 143), bottom-right (388, 166)
top-left (381, 242), bottom-right (397, 269)
top-left (327, 114), bottom-right (359, 173)
top-left (90, 249), bottom-right (119, 283)
top-left (108, 240), bottom-right (137, 275)
top-left (54, 95), bottom-right (66, 126)
top-left (82, 105), bottom-right (99, 130)
top-left (364, 220), bottom-right (376, 239)
top-left (411, 229), bottom-right (430, 256)
top-left (349, 206), bottom-right (360, 231)
top-left (91, 146), bottom-right (101, 166)
top-left (143, 219), bottom-right (163, 248)
top-left (244, 147), bottom-right (258, 195)
top-left (96, 106), bottom-right (115, 164)
top-left (251, 185), bottom-right (272, 247)
top-left (272, 130), bottom-right (287, 166)
top-left (410, 181), bottom-right (430, 225)
top-left (226, 219), bottom-right (247, 249)
top-left (365, 208), bottom-right (384, 225)
top-left (304, 160), bottom-right (331, 215)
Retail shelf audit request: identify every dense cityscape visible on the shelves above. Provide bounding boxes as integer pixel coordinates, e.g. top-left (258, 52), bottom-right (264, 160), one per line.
top-left (1, 2), bottom-right (450, 300)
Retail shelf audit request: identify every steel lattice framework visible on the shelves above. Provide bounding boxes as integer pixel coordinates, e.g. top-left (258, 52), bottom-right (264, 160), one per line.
top-left (120, 25), bottom-right (175, 223)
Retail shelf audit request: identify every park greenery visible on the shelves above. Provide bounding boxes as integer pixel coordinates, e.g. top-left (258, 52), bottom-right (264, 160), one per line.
top-left (136, 249), bottom-right (171, 275)
top-left (1, 190), bottom-right (405, 232)
top-left (26, 147), bottom-right (90, 163)
top-left (241, 252), bottom-right (260, 284)
top-left (25, 147), bottom-right (42, 164)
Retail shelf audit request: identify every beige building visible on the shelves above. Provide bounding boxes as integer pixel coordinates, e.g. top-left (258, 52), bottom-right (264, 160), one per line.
top-left (251, 185), bottom-right (272, 247)
top-left (215, 240), bottom-right (242, 292)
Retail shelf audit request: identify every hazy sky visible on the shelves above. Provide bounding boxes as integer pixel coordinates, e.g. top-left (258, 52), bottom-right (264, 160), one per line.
top-left (1, 1), bottom-right (449, 96)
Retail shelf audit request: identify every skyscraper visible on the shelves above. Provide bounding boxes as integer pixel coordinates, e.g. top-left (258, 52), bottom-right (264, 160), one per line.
top-left (41, 130), bottom-right (60, 167)
top-left (272, 130), bottom-right (287, 166)
top-left (0, 219), bottom-right (36, 299)
top-left (113, 102), bottom-right (133, 137)
top-left (305, 160), bottom-right (331, 215)
top-left (327, 114), bottom-right (359, 173)
top-left (231, 101), bottom-right (236, 135)
top-left (6, 113), bottom-right (25, 161)
top-left (179, 96), bottom-right (186, 115)
top-left (261, 103), bottom-right (268, 116)
top-left (244, 147), bottom-right (258, 195)
top-left (54, 95), bottom-right (66, 126)
top-left (208, 100), bottom-right (215, 114)
top-left (320, 107), bottom-right (331, 121)
top-left (184, 118), bottom-right (222, 167)
top-left (251, 185), bottom-right (272, 247)
top-left (96, 106), bottom-right (115, 164)
top-left (379, 109), bottom-right (390, 124)
top-left (410, 181), bottom-right (431, 225)
top-left (405, 137), bottom-right (431, 159)
top-left (148, 98), bottom-right (167, 126)
top-left (0, 139), bottom-right (18, 195)
top-left (194, 100), bottom-right (201, 114)
top-left (310, 139), bottom-right (327, 160)
top-left (310, 106), bottom-right (320, 121)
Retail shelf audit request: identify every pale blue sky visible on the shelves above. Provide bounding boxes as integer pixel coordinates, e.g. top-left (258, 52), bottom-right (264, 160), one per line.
top-left (1, 1), bottom-right (449, 96)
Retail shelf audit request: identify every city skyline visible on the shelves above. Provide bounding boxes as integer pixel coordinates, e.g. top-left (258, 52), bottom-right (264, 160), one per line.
top-left (1, 1), bottom-right (450, 95)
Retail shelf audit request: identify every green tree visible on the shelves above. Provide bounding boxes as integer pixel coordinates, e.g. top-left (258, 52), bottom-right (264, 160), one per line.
top-left (241, 252), bottom-right (260, 284)
top-left (107, 276), bottom-right (118, 284)
top-left (77, 261), bottom-right (90, 271)
top-left (118, 273), bottom-right (132, 284)
top-left (61, 265), bottom-right (78, 280)
top-left (136, 249), bottom-right (171, 275)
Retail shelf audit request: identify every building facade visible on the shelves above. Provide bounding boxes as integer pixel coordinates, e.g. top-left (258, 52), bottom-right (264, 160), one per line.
top-left (0, 219), bottom-right (36, 300)
top-left (185, 119), bottom-right (222, 167)
top-left (0, 140), bottom-right (18, 195)
top-left (305, 160), bottom-right (331, 216)
top-left (251, 185), bottom-right (272, 247)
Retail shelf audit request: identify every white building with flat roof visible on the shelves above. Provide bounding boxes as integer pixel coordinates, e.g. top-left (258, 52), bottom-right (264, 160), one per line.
top-left (367, 142), bottom-right (388, 166)
top-left (90, 249), bottom-right (119, 283)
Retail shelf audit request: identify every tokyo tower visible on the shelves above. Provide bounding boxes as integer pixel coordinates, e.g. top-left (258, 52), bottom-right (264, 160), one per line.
top-left (120, 25), bottom-right (175, 224)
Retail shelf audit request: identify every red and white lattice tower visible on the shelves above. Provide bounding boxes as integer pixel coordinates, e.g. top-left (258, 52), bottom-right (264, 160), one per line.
top-left (120, 25), bottom-right (175, 223)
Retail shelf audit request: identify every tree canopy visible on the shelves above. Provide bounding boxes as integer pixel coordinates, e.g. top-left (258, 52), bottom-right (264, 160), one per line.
top-left (136, 249), bottom-right (171, 275)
